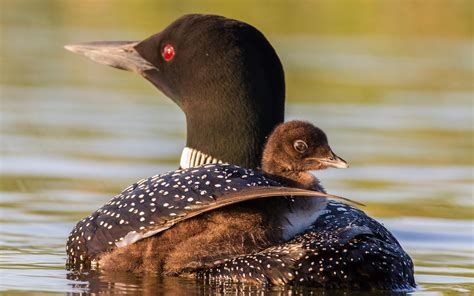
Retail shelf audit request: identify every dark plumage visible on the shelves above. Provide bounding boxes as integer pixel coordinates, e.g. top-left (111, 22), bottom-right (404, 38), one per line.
top-left (65, 14), bottom-right (415, 290)
top-left (202, 201), bottom-right (415, 290)
top-left (66, 121), bottom-right (352, 274)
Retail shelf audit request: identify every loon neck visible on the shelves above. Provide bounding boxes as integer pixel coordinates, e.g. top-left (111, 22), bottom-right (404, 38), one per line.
top-left (180, 147), bottom-right (225, 169)
top-left (184, 107), bottom-right (282, 169)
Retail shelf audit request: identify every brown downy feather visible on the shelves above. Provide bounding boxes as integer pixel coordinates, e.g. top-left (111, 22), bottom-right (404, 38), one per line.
top-left (98, 203), bottom-right (282, 273)
top-left (98, 121), bottom-right (351, 274)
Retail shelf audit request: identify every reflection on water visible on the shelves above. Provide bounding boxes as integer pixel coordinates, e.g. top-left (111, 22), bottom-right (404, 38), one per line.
top-left (1, 0), bottom-right (473, 295)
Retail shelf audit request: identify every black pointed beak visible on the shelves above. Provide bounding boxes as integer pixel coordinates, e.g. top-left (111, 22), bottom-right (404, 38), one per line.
top-left (305, 151), bottom-right (349, 170)
top-left (321, 152), bottom-right (349, 169)
top-left (64, 41), bottom-right (157, 75)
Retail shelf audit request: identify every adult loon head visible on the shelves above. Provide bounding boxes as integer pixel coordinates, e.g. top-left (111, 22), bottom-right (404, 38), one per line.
top-left (65, 14), bottom-right (285, 169)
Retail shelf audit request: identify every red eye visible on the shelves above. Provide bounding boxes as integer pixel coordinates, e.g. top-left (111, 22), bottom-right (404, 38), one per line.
top-left (162, 44), bottom-right (175, 61)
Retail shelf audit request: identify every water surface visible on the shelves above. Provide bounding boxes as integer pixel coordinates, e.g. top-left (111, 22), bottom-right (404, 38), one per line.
top-left (1, 1), bottom-right (473, 295)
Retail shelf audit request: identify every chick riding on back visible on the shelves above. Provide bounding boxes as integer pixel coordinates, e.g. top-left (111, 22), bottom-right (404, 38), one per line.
top-left (67, 121), bottom-right (353, 275)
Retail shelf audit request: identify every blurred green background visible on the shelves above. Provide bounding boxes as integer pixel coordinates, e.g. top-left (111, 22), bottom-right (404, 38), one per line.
top-left (1, 0), bottom-right (473, 294)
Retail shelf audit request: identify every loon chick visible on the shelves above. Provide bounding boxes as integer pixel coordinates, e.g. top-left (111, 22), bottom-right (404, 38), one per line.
top-left (65, 14), bottom-right (415, 290)
top-left (67, 121), bottom-right (354, 274)
top-left (262, 120), bottom-right (348, 190)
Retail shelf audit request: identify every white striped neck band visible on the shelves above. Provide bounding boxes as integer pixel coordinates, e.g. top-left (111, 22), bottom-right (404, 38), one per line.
top-left (179, 147), bottom-right (225, 169)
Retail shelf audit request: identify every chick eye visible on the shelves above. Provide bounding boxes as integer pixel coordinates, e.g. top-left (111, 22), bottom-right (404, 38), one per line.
top-left (162, 44), bottom-right (175, 61)
top-left (293, 140), bottom-right (308, 153)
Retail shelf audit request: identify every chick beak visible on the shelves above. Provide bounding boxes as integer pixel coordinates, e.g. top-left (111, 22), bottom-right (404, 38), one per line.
top-left (320, 152), bottom-right (349, 169)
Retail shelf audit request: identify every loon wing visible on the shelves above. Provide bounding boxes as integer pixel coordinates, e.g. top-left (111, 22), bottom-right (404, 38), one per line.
top-left (66, 164), bottom-right (358, 268)
top-left (176, 186), bottom-right (363, 225)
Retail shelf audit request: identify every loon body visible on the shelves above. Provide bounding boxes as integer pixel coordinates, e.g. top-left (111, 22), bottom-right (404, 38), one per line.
top-left (65, 14), bottom-right (415, 290)
top-left (67, 121), bottom-right (353, 274)
top-left (203, 200), bottom-right (414, 289)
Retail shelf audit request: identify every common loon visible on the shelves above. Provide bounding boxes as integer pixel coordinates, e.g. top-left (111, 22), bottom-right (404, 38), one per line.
top-left (65, 14), bottom-right (415, 290)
